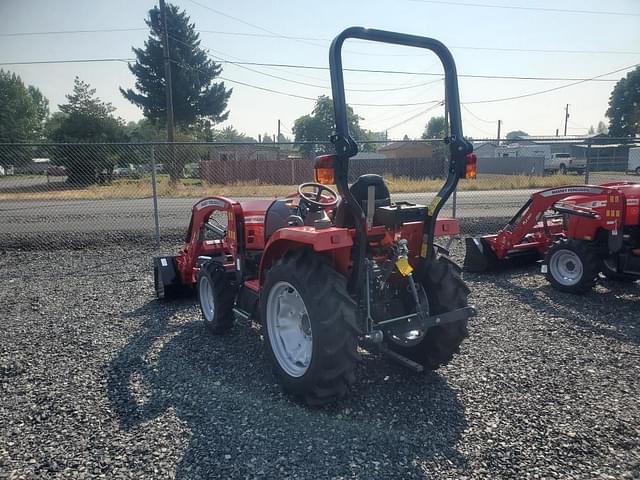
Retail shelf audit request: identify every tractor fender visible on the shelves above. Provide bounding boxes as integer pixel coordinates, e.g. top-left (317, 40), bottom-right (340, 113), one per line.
top-left (258, 227), bottom-right (353, 284)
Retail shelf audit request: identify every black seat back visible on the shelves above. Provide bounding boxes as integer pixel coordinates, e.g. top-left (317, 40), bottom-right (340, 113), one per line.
top-left (349, 174), bottom-right (391, 211)
top-left (335, 174), bottom-right (391, 227)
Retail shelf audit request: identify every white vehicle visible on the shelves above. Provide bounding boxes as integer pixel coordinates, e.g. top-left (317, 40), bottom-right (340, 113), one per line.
top-left (544, 152), bottom-right (585, 175)
top-left (629, 147), bottom-right (640, 176)
top-left (495, 144), bottom-right (550, 159)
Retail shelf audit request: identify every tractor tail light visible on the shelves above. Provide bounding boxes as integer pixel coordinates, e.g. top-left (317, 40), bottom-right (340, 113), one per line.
top-left (314, 154), bottom-right (336, 185)
top-left (465, 152), bottom-right (477, 179)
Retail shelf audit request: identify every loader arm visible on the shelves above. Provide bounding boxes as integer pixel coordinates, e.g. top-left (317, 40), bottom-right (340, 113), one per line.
top-left (465, 185), bottom-right (625, 271)
top-left (492, 187), bottom-right (600, 257)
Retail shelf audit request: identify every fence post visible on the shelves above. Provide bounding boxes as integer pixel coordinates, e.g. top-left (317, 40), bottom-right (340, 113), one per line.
top-left (584, 139), bottom-right (591, 184)
top-left (451, 189), bottom-right (457, 218)
top-left (150, 146), bottom-right (161, 248)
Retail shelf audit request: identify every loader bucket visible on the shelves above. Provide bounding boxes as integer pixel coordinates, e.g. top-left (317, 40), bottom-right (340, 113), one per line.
top-left (463, 237), bottom-right (499, 272)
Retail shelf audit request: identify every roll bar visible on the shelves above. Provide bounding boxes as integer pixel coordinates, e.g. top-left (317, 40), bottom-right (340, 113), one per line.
top-left (328, 27), bottom-right (473, 292)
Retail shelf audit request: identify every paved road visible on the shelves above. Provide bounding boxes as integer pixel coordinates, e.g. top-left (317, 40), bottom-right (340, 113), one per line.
top-left (0, 189), bottom-right (537, 235)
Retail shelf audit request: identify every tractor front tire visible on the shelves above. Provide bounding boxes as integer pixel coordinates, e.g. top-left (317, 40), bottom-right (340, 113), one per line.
top-left (544, 239), bottom-right (599, 293)
top-left (388, 256), bottom-right (470, 370)
top-left (197, 261), bottom-right (236, 334)
top-left (260, 249), bottom-right (359, 406)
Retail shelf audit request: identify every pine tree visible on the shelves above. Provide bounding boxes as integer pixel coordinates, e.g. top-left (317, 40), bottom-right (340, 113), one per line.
top-left (121, 3), bottom-right (231, 130)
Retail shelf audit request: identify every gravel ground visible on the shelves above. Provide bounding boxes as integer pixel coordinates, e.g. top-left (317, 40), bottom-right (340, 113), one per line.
top-left (1, 240), bottom-right (639, 479)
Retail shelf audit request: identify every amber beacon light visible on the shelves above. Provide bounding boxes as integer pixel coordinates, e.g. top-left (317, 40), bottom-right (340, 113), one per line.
top-left (314, 154), bottom-right (336, 184)
top-left (465, 152), bottom-right (477, 179)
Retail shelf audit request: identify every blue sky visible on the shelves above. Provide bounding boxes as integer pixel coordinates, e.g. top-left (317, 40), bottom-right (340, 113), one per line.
top-left (1, 0), bottom-right (639, 140)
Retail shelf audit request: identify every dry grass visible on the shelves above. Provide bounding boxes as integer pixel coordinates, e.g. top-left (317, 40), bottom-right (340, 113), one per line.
top-left (0, 173), bottom-right (584, 201)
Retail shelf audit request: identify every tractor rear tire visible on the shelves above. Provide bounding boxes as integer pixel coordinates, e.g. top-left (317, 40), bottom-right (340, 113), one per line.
top-left (197, 261), bottom-right (236, 334)
top-left (388, 256), bottom-right (470, 370)
top-left (260, 249), bottom-right (359, 407)
top-left (544, 239), bottom-right (599, 293)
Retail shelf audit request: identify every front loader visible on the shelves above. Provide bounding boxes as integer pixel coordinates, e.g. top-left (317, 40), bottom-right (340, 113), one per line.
top-left (155, 27), bottom-right (478, 405)
top-left (463, 182), bottom-right (640, 293)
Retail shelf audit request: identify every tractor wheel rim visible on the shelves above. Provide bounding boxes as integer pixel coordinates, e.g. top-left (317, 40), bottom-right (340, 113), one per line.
top-left (266, 281), bottom-right (312, 378)
top-left (199, 276), bottom-right (215, 322)
top-left (550, 250), bottom-right (583, 286)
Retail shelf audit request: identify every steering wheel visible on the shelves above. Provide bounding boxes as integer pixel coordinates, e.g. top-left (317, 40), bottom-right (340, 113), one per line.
top-left (297, 182), bottom-right (339, 209)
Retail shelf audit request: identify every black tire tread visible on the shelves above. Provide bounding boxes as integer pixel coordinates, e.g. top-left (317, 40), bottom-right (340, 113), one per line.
top-left (544, 239), bottom-right (599, 293)
top-left (388, 256), bottom-right (470, 370)
top-left (260, 249), bottom-right (359, 407)
top-left (197, 261), bottom-right (236, 334)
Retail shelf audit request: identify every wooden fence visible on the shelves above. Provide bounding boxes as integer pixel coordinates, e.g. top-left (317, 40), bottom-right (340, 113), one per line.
top-left (200, 156), bottom-right (445, 185)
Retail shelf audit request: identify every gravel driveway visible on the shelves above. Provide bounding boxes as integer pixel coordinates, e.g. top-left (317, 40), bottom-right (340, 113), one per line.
top-left (1, 241), bottom-right (638, 479)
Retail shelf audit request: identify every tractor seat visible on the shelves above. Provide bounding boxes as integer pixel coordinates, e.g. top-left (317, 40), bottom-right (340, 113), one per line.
top-left (349, 174), bottom-right (391, 210)
top-left (335, 174), bottom-right (391, 227)
top-left (264, 199), bottom-right (303, 243)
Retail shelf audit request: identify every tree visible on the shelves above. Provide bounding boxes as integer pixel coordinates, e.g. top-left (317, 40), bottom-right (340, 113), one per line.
top-left (293, 95), bottom-right (368, 156)
top-left (121, 2), bottom-right (232, 181)
top-left (506, 130), bottom-right (528, 141)
top-left (47, 77), bottom-right (126, 184)
top-left (596, 120), bottom-right (609, 135)
top-left (212, 125), bottom-right (256, 143)
top-left (122, 3), bottom-right (231, 128)
top-left (606, 66), bottom-right (640, 137)
top-left (421, 116), bottom-right (446, 139)
top-left (123, 118), bottom-right (166, 143)
top-left (0, 70), bottom-right (49, 146)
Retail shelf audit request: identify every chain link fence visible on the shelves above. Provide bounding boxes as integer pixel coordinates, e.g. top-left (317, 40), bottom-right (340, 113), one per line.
top-left (1, 138), bottom-right (638, 248)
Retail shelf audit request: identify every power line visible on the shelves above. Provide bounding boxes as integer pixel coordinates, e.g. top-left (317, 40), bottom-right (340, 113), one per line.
top-left (464, 63), bottom-right (639, 104)
top-left (461, 104), bottom-right (496, 123)
top-left (168, 34), bottom-right (445, 93)
top-left (184, 0), bottom-right (325, 49)
top-left (2, 56), bottom-right (635, 108)
top-left (409, 0), bottom-right (640, 17)
top-left (383, 102), bottom-right (444, 131)
top-left (205, 60), bottom-right (627, 82)
top-left (168, 58), bottom-right (443, 107)
top-left (0, 55), bottom-right (628, 84)
top-left (4, 28), bottom-right (638, 57)
top-left (162, 51), bottom-right (627, 82)
top-left (0, 58), bottom-right (135, 66)
top-left (196, 31), bottom-right (640, 56)
top-left (0, 28), bottom-right (147, 37)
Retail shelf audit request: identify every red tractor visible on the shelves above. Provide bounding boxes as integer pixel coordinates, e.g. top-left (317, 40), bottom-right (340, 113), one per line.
top-left (541, 182), bottom-right (640, 292)
top-left (154, 27), bottom-right (477, 405)
top-left (464, 182), bottom-right (640, 293)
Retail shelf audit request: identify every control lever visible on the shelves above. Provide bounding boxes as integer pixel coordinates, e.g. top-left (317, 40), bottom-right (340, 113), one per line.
top-left (396, 239), bottom-right (428, 322)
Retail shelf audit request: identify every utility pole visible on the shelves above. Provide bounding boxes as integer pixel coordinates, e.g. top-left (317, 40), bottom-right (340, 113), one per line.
top-left (563, 104), bottom-right (570, 136)
top-left (159, 0), bottom-right (175, 144)
top-left (277, 119), bottom-right (281, 142)
top-left (496, 119), bottom-right (502, 145)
